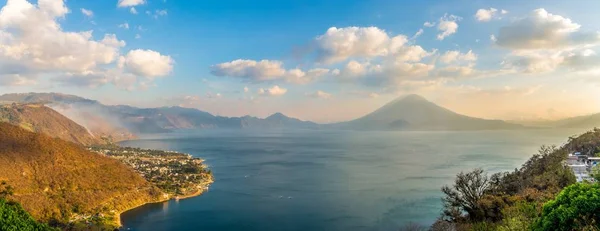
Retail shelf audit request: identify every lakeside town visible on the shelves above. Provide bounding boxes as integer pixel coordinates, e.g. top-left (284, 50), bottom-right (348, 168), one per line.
top-left (60, 145), bottom-right (214, 228)
top-left (88, 145), bottom-right (214, 197)
top-left (567, 152), bottom-right (600, 183)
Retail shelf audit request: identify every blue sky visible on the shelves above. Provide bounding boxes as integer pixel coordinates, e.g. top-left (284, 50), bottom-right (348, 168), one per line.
top-left (1, 0), bottom-right (600, 122)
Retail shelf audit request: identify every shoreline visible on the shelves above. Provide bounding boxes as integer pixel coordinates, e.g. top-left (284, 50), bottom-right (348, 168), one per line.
top-left (114, 179), bottom-right (214, 228)
top-left (112, 196), bottom-right (171, 229)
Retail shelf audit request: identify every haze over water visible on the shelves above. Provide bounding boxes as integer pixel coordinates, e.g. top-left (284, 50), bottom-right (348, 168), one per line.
top-left (120, 129), bottom-right (583, 231)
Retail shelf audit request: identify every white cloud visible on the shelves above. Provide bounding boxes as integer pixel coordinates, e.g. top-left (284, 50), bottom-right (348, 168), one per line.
top-left (333, 59), bottom-right (435, 89)
top-left (129, 7), bottom-right (138, 14)
top-left (322, 43), bottom-right (435, 89)
top-left (503, 51), bottom-right (565, 73)
top-left (314, 26), bottom-right (409, 63)
top-left (562, 49), bottom-right (600, 70)
top-left (149, 9), bottom-right (167, 19)
top-left (258, 85), bottom-right (287, 96)
top-left (424, 21), bottom-right (435, 27)
top-left (393, 45), bottom-right (434, 62)
top-left (118, 0), bottom-right (145, 8)
top-left (334, 60), bottom-right (367, 79)
top-left (504, 49), bottom-right (600, 74)
top-left (0, 74), bottom-right (36, 86)
top-left (244, 86), bottom-right (249, 93)
top-left (434, 65), bottom-right (514, 80)
top-left (80, 8), bottom-right (93, 17)
top-left (54, 70), bottom-right (111, 88)
top-left (306, 26), bottom-right (437, 90)
top-left (135, 34), bottom-right (141, 39)
top-left (436, 66), bottom-right (476, 78)
top-left (211, 59), bottom-right (286, 81)
top-left (495, 8), bottom-right (600, 50)
top-left (156, 9), bottom-right (167, 16)
top-left (0, 0), bottom-right (122, 74)
top-left (439, 50), bottom-right (477, 64)
top-left (495, 9), bottom-right (600, 74)
top-left (101, 34), bottom-right (126, 47)
top-left (121, 49), bottom-right (174, 78)
top-left (437, 14), bottom-right (462, 40)
top-left (412, 28), bottom-right (424, 39)
top-left (211, 59), bottom-right (329, 84)
top-left (37, 0), bottom-right (68, 17)
top-left (0, 0), bottom-right (174, 90)
top-left (475, 8), bottom-right (497, 22)
top-left (379, 62), bottom-right (434, 82)
top-left (285, 68), bottom-right (329, 84)
top-left (118, 22), bottom-right (129, 29)
top-left (306, 90), bottom-right (332, 99)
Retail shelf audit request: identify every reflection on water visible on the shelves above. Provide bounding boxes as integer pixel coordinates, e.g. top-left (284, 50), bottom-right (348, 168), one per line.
top-left (162, 202), bottom-right (168, 213)
top-left (120, 129), bottom-right (585, 231)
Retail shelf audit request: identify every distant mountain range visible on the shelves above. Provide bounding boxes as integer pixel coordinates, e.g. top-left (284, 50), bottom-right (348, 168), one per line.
top-left (332, 94), bottom-right (524, 130)
top-left (557, 114), bottom-right (600, 128)
top-left (0, 93), bottom-right (318, 134)
top-left (510, 113), bottom-right (600, 129)
top-left (2, 92), bottom-right (600, 135)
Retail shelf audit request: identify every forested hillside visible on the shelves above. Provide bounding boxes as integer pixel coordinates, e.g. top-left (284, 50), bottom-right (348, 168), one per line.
top-left (0, 122), bottom-right (165, 229)
top-left (430, 128), bottom-right (600, 231)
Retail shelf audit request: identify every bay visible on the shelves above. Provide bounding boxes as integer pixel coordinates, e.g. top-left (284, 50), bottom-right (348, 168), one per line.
top-left (120, 128), bottom-right (584, 231)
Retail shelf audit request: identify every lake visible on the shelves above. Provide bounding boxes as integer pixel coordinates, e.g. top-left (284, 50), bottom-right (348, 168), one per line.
top-left (119, 129), bottom-right (584, 231)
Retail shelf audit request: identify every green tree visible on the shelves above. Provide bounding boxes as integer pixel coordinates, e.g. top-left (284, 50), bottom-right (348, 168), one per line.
top-left (591, 165), bottom-right (600, 182)
top-left (441, 168), bottom-right (492, 222)
top-left (532, 183), bottom-right (600, 231)
top-left (0, 199), bottom-right (57, 231)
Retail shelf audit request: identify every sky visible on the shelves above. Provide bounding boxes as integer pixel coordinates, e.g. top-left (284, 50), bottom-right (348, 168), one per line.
top-left (1, 0), bottom-right (600, 123)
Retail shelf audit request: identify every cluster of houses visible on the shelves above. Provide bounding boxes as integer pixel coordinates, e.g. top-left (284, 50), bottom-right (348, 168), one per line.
top-left (88, 146), bottom-right (212, 196)
top-left (566, 152), bottom-right (600, 182)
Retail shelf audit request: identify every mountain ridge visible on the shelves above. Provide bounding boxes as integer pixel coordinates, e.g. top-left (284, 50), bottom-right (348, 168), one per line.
top-left (0, 103), bottom-right (106, 145)
top-left (0, 93), bottom-right (318, 133)
top-left (332, 94), bottom-right (524, 131)
top-left (10, 92), bottom-right (596, 132)
top-left (0, 122), bottom-right (163, 228)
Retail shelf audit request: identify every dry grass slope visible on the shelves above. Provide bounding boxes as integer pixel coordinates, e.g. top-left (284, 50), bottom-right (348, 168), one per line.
top-left (0, 122), bottom-right (164, 228)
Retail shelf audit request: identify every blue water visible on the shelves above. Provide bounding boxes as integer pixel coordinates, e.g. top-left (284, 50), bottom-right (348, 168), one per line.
top-left (119, 129), bottom-right (583, 231)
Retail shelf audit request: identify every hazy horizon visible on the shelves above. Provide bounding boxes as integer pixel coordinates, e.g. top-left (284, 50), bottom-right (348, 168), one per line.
top-left (3, 91), bottom-right (599, 124)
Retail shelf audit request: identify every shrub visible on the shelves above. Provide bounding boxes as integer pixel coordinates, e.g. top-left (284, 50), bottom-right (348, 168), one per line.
top-left (532, 183), bottom-right (600, 231)
top-left (0, 199), bottom-right (56, 231)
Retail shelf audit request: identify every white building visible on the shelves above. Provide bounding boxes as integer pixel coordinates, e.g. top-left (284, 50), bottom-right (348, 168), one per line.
top-left (567, 153), bottom-right (598, 182)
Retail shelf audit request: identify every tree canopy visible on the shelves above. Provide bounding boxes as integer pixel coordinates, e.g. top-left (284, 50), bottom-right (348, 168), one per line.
top-left (0, 198), bottom-right (57, 231)
top-left (532, 183), bottom-right (600, 231)
top-left (437, 129), bottom-right (598, 230)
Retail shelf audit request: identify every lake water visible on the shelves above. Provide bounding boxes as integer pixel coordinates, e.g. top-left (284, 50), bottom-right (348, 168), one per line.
top-left (119, 129), bottom-right (584, 231)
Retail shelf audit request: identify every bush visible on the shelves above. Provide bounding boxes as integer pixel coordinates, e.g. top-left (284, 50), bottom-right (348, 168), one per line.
top-left (532, 183), bottom-right (600, 231)
top-left (496, 202), bottom-right (540, 231)
top-left (0, 199), bottom-right (56, 231)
